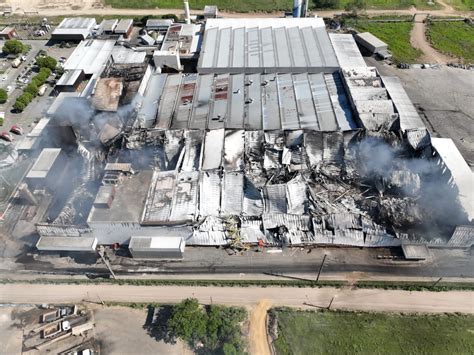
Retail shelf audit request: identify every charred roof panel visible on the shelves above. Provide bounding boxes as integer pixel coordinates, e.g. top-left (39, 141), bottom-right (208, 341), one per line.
top-left (199, 171), bottom-right (221, 216)
top-left (169, 171), bottom-right (199, 222)
top-left (181, 130), bottom-right (204, 172)
top-left (221, 172), bottom-right (244, 215)
top-left (223, 130), bottom-right (245, 172)
top-left (156, 74), bottom-right (181, 129)
top-left (262, 184), bottom-right (287, 214)
top-left (190, 74), bottom-right (213, 129)
top-left (201, 129), bottom-right (224, 170)
top-left (208, 74), bottom-right (229, 130)
top-left (324, 73), bottom-right (357, 131)
top-left (141, 171), bottom-right (175, 224)
top-left (171, 74), bottom-right (197, 129)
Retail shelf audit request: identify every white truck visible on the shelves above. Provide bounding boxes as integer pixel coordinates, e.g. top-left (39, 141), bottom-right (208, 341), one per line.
top-left (11, 58), bottom-right (21, 68)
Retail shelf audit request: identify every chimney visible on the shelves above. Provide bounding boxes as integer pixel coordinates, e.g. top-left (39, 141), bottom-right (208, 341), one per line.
top-left (293, 0), bottom-right (303, 17)
top-left (184, 1), bottom-right (191, 24)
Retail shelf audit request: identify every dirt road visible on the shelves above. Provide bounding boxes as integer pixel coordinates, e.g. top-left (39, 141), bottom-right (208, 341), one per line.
top-left (1, 284), bottom-right (473, 314)
top-left (249, 299), bottom-right (272, 355)
top-left (410, 14), bottom-right (454, 63)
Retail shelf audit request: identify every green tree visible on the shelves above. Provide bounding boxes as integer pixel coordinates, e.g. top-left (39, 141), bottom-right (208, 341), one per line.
top-left (2, 39), bottom-right (25, 55)
top-left (0, 88), bottom-right (7, 104)
top-left (36, 56), bottom-right (57, 71)
top-left (167, 298), bottom-right (208, 345)
top-left (24, 82), bottom-right (39, 97)
top-left (21, 92), bottom-right (33, 104)
top-left (345, 0), bottom-right (366, 16)
top-left (222, 343), bottom-right (239, 355)
top-left (313, 0), bottom-right (340, 9)
top-left (13, 98), bottom-right (26, 112)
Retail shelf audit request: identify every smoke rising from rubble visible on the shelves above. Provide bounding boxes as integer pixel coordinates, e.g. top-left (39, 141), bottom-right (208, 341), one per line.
top-left (353, 136), bottom-right (467, 237)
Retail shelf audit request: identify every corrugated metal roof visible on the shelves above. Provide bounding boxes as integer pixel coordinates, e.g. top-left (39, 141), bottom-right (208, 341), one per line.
top-left (111, 46), bottom-right (146, 64)
top-left (56, 69), bottom-right (83, 87)
top-left (221, 172), bottom-right (244, 215)
top-left (329, 33), bottom-right (367, 68)
top-left (64, 39), bottom-right (116, 75)
top-left (115, 19), bottom-right (133, 33)
top-left (431, 138), bottom-right (474, 221)
top-left (26, 148), bottom-right (61, 179)
top-left (198, 18), bottom-right (339, 74)
top-left (448, 225), bottom-right (474, 247)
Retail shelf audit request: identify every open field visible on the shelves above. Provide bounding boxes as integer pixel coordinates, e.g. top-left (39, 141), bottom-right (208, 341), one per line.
top-left (103, 0), bottom-right (443, 11)
top-left (426, 21), bottom-right (474, 62)
top-left (445, 0), bottom-right (474, 10)
top-left (347, 19), bottom-right (422, 62)
top-left (338, 0), bottom-right (441, 10)
top-left (272, 309), bottom-right (474, 355)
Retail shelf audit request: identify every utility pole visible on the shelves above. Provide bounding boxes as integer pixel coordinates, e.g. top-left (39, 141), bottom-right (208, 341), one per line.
top-left (432, 277), bottom-right (443, 288)
top-left (97, 246), bottom-right (116, 280)
top-left (316, 253), bottom-right (327, 283)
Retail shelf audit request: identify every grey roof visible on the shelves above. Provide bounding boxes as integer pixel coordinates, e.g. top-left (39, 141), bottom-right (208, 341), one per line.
top-left (139, 34), bottom-right (155, 46)
top-left (380, 76), bottom-right (425, 131)
top-left (100, 19), bottom-right (118, 32)
top-left (355, 32), bottom-right (388, 53)
top-left (431, 138), bottom-right (474, 221)
top-left (88, 170), bottom-right (153, 223)
top-left (146, 19), bottom-right (174, 29)
top-left (129, 236), bottom-right (184, 251)
top-left (329, 33), bottom-right (367, 68)
top-left (115, 19), bottom-right (133, 33)
top-left (56, 69), bottom-right (83, 86)
top-left (401, 244), bottom-right (430, 260)
top-left (26, 148), bottom-right (61, 179)
top-left (36, 236), bottom-right (97, 251)
top-left (52, 17), bottom-right (96, 38)
top-left (154, 72), bottom-right (352, 131)
top-left (111, 46), bottom-right (147, 64)
top-left (198, 18), bottom-right (339, 74)
top-left (64, 39), bottom-right (116, 75)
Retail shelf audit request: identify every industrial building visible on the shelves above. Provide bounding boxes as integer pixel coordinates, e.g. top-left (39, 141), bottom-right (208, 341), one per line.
top-left (51, 18), bottom-right (97, 41)
top-left (25, 11), bottom-right (473, 258)
top-left (0, 26), bottom-right (18, 39)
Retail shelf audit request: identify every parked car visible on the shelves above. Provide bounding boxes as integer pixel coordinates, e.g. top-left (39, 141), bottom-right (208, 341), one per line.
top-left (0, 131), bottom-right (14, 142)
top-left (10, 125), bottom-right (23, 135)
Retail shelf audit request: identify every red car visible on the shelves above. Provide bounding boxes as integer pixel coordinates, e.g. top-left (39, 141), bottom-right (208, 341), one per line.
top-left (0, 131), bottom-right (14, 142)
top-left (10, 125), bottom-right (23, 135)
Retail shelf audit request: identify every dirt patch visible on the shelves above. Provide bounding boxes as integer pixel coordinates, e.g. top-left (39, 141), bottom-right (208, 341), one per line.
top-left (410, 14), bottom-right (455, 64)
top-left (248, 299), bottom-right (272, 355)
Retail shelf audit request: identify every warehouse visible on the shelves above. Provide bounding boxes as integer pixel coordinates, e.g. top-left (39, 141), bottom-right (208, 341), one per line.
top-left (55, 69), bottom-right (85, 92)
top-left (51, 17), bottom-right (96, 41)
top-left (198, 17), bottom-right (339, 74)
top-left (129, 236), bottom-right (185, 259)
top-left (354, 32), bottom-right (389, 56)
top-left (114, 19), bottom-right (133, 38)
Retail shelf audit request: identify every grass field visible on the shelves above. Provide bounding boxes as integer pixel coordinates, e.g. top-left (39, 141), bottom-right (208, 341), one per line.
top-left (347, 19), bottom-right (422, 63)
top-left (427, 21), bottom-right (474, 62)
top-left (103, 0), bottom-right (442, 11)
top-left (272, 309), bottom-right (474, 355)
top-left (445, 0), bottom-right (474, 11)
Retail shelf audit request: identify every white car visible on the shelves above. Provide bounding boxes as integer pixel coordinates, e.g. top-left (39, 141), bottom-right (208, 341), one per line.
top-left (1, 76), bottom-right (6, 81)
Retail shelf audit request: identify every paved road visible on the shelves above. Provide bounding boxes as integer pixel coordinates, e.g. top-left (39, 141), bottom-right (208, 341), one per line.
top-left (1, 284), bottom-right (473, 313)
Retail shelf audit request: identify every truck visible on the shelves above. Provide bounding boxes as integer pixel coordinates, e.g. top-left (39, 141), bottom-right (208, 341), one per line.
top-left (11, 58), bottom-right (21, 68)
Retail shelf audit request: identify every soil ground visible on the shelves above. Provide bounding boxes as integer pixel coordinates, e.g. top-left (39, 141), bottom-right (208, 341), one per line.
top-left (248, 299), bottom-right (272, 355)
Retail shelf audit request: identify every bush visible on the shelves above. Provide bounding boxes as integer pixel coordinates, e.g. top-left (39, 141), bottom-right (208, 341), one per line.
top-left (13, 98), bottom-right (26, 112)
top-left (0, 88), bottom-right (7, 104)
top-left (36, 56), bottom-right (57, 71)
top-left (2, 39), bottom-right (25, 55)
top-left (24, 82), bottom-right (39, 97)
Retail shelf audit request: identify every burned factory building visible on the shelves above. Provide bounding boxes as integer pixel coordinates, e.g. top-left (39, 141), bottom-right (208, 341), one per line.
top-left (25, 16), bottom-right (472, 257)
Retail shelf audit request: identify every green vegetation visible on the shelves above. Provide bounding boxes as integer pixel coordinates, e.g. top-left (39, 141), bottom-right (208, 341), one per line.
top-left (162, 298), bottom-right (246, 354)
top-left (104, 0), bottom-right (293, 12)
top-left (2, 39), bottom-right (26, 55)
top-left (36, 56), bottom-right (58, 71)
top-left (13, 67), bottom-right (51, 112)
top-left (0, 88), bottom-right (8, 104)
top-left (2, 277), bottom-right (474, 291)
top-left (272, 308), bottom-right (474, 355)
top-left (104, 0), bottom-right (442, 11)
top-left (346, 18), bottom-right (422, 63)
top-left (445, 0), bottom-right (474, 11)
top-left (427, 21), bottom-right (474, 62)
